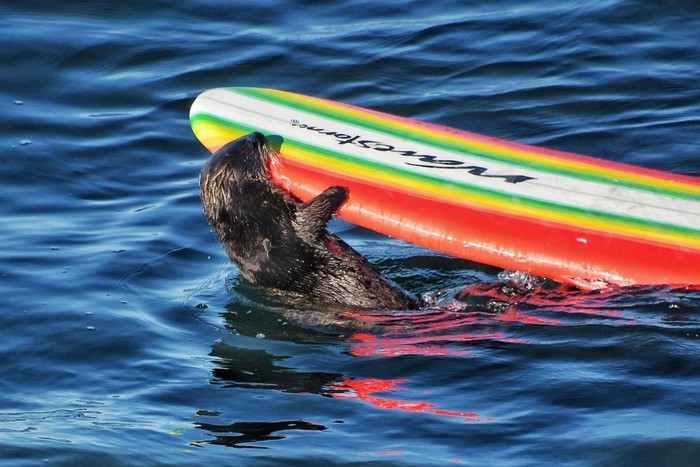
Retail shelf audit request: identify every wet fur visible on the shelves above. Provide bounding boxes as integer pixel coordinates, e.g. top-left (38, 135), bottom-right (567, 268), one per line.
top-left (199, 132), bottom-right (418, 310)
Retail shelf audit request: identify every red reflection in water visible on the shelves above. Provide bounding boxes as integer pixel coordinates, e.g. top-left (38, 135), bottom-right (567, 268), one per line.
top-left (349, 332), bottom-right (508, 357)
top-left (326, 282), bottom-right (695, 427)
top-left (495, 308), bottom-right (563, 326)
top-left (329, 377), bottom-right (493, 423)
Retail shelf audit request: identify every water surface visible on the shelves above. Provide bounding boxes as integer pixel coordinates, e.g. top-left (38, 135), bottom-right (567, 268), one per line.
top-left (1, 1), bottom-right (699, 465)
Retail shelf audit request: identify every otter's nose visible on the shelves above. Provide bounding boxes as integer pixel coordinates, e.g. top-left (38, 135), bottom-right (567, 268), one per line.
top-left (248, 132), bottom-right (268, 146)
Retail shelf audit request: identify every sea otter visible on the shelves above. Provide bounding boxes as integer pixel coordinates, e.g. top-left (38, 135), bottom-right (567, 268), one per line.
top-left (198, 132), bottom-right (418, 310)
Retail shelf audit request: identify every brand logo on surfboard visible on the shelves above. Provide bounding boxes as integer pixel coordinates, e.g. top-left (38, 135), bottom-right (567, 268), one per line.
top-left (290, 120), bottom-right (535, 184)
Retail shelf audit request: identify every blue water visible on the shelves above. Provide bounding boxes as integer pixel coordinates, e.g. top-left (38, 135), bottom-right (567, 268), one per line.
top-left (2, 1), bottom-right (699, 465)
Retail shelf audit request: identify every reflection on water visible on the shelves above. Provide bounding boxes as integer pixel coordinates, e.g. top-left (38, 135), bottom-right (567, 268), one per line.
top-left (329, 378), bottom-right (492, 422)
top-left (193, 273), bottom-right (700, 449)
top-left (192, 419), bottom-right (326, 449)
top-left (209, 342), bottom-right (342, 394)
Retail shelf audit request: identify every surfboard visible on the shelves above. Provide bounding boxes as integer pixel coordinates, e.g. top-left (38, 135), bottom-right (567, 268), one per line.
top-left (190, 87), bottom-right (700, 290)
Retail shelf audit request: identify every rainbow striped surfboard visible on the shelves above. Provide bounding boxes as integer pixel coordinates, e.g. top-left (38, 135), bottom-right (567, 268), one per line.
top-left (190, 87), bottom-right (700, 290)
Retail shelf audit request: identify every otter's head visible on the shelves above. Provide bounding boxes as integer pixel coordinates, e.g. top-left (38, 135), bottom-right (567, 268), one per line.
top-left (199, 132), bottom-right (279, 220)
top-left (201, 132), bottom-right (277, 184)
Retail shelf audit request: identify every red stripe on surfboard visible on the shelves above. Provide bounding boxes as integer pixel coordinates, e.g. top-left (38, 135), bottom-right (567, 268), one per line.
top-left (271, 158), bottom-right (700, 289)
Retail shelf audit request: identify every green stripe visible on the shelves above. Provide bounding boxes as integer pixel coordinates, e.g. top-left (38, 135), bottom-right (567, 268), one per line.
top-left (191, 112), bottom-right (700, 244)
top-left (235, 87), bottom-right (700, 202)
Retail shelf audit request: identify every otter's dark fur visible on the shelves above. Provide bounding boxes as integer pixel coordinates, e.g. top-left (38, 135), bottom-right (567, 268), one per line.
top-left (199, 132), bottom-right (418, 310)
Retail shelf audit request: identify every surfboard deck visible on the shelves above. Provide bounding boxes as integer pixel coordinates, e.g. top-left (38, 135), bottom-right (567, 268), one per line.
top-left (190, 87), bottom-right (700, 290)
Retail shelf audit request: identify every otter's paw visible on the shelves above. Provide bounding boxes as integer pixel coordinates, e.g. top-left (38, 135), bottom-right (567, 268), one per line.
top-left (325, 186), bottom-right (348, 202)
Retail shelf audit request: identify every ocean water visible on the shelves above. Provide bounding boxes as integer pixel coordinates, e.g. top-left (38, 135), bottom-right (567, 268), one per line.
top-left (2, 0), bottom-right (699, 465)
